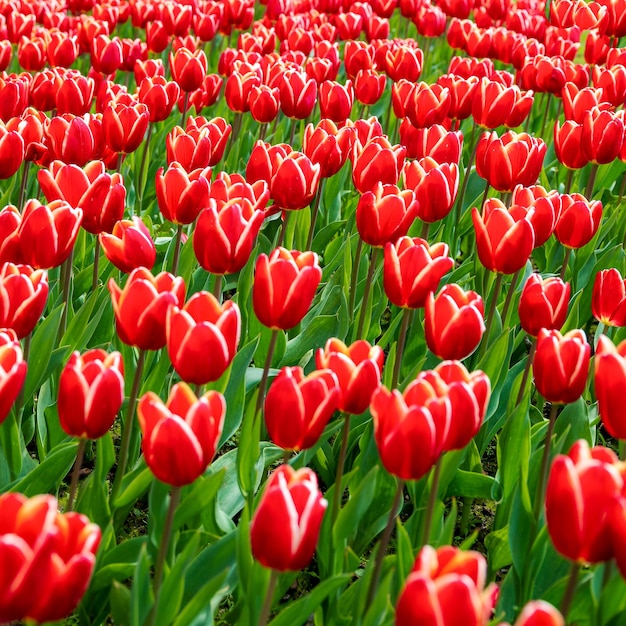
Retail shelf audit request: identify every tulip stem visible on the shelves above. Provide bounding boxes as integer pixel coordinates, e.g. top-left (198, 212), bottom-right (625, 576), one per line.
top-left (534, 402), bottom-right (559, 520)
top-left (17, 160), bottom-right (30, 212)
top-left (618, 173), bottom-right (626, 204)
top-left (564, 168), bottom-right (574, 195)
top-left (137, 122), bottom-right (153, 211)
top-left (501, 270), bottom-right (521, 329)
top-left (365, 478), bottom-right (405, 606)
top-left (516, 338), bottom-right (536, 406)
top-left (585, 162), bottom-right (599, 199)
top-left (255, 329), bottom-right (279, 419)
top-left (171, 224), bottom-right (184, 276)
top-left (480, 179), bottom-right (490, 208)
top-left (306, 178), bottom-right (325, 251)
top-left (539, 93), bottom-right (552, 139)
top-left (355, 247), bottom-right (380, 340)
top-left (57, 249), bottom-right (74, 345)
top-left (348, 237), bottom-right (364, 316)
top-left (92, 238), bottom-right (101, 292)
top-left (332, 413), bottom-right (351, 525)
top-left (112, 349), bottom-right (147, 500)
top-left (391, 308), bottom-right (412, 389)
top-left (561, 561), bottom-right (581, 619)
top-left (422, 455), bottom-right (443, 546)
top-left (180, 92), bottom-right (190, 128)
top-left (212, 274), bottom-right (223, 303)
top-left (259, 568), bottom-right (279, 626)
top-left (453, 122), bottom-right (479, 247)
top-left (149, 485), bottom-right (182, 626)
top-left (420, 221), bottom-right (430, 241)
top-left (560, 248), bottom-right (571, 281)
top-left (477, 272), bottom-right (504, 362)
top-left (66, 438), bottom-right (87, 513)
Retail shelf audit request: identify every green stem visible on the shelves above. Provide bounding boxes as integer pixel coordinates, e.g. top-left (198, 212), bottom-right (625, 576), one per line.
top-left (275, 210), bottom-right (290, 248)
top-left (57, 249), bottom-right (74, 344)
top-left (149, 485), bottom-right (182, 626)
top-left (561, 561), bottom-right (581, 618)
top-left (420, 221), bottom-right (430, 241)
top-left (564, 167), bottom-right (574, 195)
top-left (452, 123), bottom-right (479, 247)
top-left (618, 172), bottom-right (626, 204)
top-left (516, 339), bottom-right (536, 406)
top-left (501, 270), bottom-right (521, 328)
top-left (305, 178), bottom-right (325, 251)
top-left (355, 247), bottom-right (380, 340)
top-left (92, 237), bottom-right (101, 292)
top-left (258, 569), bottom-right (279, 626)
top-left (137, 122), bottom-right (153, 212)
top-left (17, 160), bottom-right (30, 211)
top-left (476, 273), bottom-right (504, 362)
top-left (422, 455), bottom-right (443, 546)
top-left (348, 237), bottom-right (364, 316)
top-left (254, 329), bottom-right (279, 419)
top-left (534, 402), bottom-right (559, 520)
top-left (180, 92), bottom-right (190, 128)
top-left (585, 162), bottom-right (600, 199)
top-left (212, 274), bottom-right (223, 303)
top-left (112, 349), bottom-right (147, 500)
top-left (365, 479), bottom-right (405, 606)
top-left (391, 308), bottom-right (412, 389)
top-left (66, 438), bottom-right (87, 512)
top-left (170, 223), bottom-right (184, 276)
top-left (540, 93), bottom-right (552, 139)
top-left (560, 247), bottom-right (572, 281)
top-left (480, 179), bottom-right (490, 208)
top-left (332, 413), bottom-right (351, 525)
top-left (13, 332), bottom-right (30, 424)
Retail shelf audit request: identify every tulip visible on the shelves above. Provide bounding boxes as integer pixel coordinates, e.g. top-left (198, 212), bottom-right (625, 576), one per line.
top-left (270, 153), bottom-right (321, 212)
top-left (425, 285), bottom-right (485, 360)
top-left (58, 349), bottom-right (124, 440)
top-left (224, 70), bottom-right (261, 113)
top-left (137, 75), bottom-right (180, 123)
top-left (316, 338), bottom-right (384, 415)
top-left (385, 45), bottom-right (423, 82)
top-left (280, 70), bottom-right (317, 119)
top-left (437, 74), bottom-right (479, 121)
top-left (138, 383), bottom-right (225, 486)
top-left (594, 335), bottom-right (626, 439)
top-left (253, 248), bottom-right (322, 331)
top-left (169, 47), bottom-right (207, 92)
top-left (155, 162), bottom-right (211, 225)
top-left (319, 80), bottom-right (354, 123)
top-left (581, 107), bottom-right (625, 165)
top-left (166, 291), bottom-right (240, 385)
top-left (0, 492), bottom-right (100, 623)
top-left (43, 114), bottom-right (96, 167)
top-left (472, 199), bottom-right (535, 274)
top-left (193, 199), bottom-right (265, 276)
top-left (250, 465), bottom-right (327, 571)
top-left (396, 545), bottom-right (497, 626)
top-left (183, 116), bottom-right (231, 167)
top-left (18, 199), bottom-right (82, 270)
top-left (592, 269), bottom-right (626, 327)
top-left (553, 120), bottom-right (589, 170)
top-left (356, 184), bottom-right (419, 248)
top-left (518, 274), bottom-right (570, 337)
top-left (0, 329), bottom-right (27, 425)
top-left (248, 84), bottom-right (281, 124)
top-left (471, 77), bottom-right (517, 129)
top-left (554, 193), bottom-right (602, 249)
top-left (354, 69), bottom-right (386, 105)
top-left (0, 124), bottom-right (25, 179)
top-left (246, 140), bottom-right (292, 186)
top-left (502, 601), bottom-right (564, 626)
top-left (99, 217), bottom-right (156, 273)
top-left (0, 207), bottom-right (21, 265)
top-left (533, 329), bottom-right (590, 405)
top-left (303, 120), bottom-right (355, 179)
top-left (352, 136), bottom-right (406, 194)
top-left (0, 263), bottom-right (48, 338)
top-left (384, 237), bottom-right (454, 309)
top-left (546, 439), bottom-right (622, 563)
top-left (405, 82), bottom-right (451, 128)
top-left (108, 267), bottom-right (185, 350)
top-left (264, 367), bottom-right (339, 451)
top-left (210, 171), bottom-right (269, 212)
top-left (399, 123), bottom-right (463, 163)
top-left (103, 100), bottom-right (149, 155)
top-left (90, 34), bottom-right (123, 75)
top-left (55, 71), bottom-right (94, 116)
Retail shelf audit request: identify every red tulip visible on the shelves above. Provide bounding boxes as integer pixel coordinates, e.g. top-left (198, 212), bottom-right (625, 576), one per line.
top-left (501, 601), bottom-right (564, 626)
top-left (253, 248), bottom-right (321, 331)
top-left (90, 34), bottom-right (123, 75)
top-left (546, 439), bottom-right (622, 563)
top-left (581, 107), bottom-right (625, 164)
top-left (250, 465), bottom-right (327, 571)
top-left (224, 70), bottom-right (261, 113)
top-left (55, 71), bottom-right (95, 116)
top-left (425, 285), bottom-right (485, 360)
top-left (0, 207), bottom-right (22, 265)
top-left (399, 123), bottom-right (463, 163)
top-left (0, 329), bottom-right (27, 425)
top-left (270, 152), bottom-right (321, 211)
top-left (472, 77), bottom-right (516, 129)
top-left (43, 114), bottom-right (97, 167)
top-left (396, 545), bottom-right (497, 626)
top-left (137, 76), bottom-right (181, 123)
top-left (169, 47), bottom-right (207, 92)
top-left (554, 193), bottom-right (602, 249)
top-left (0, 123), bottom-right (25, 179)
top-left (592, 269), bottom-right (626, 327)
top-left (210, 171), bottom-right (269, 212)
top-left (303, 119), bottom-right (355, 179)
top-left (108, 268), bottom-right (185, 350)
top-left (405, 82), bottom-right (451, 128)
top-left (518, 274), bottom-right (570, 337)
top-left (246, 140), bottom-right (292, 186)
top-left (166, 291), bottom-right (240, 385)
top-left (138, 383), bottom-right (225, 486)
top-left (319, 80), bottom-right (354, 123)
top-left (264, 366), bottom-right (339, 451)
top-left (594, 335), bottom-right (626, 439)
top-left (533, 329), bottom-right (590, 405)
top-left (99, 217), bottom-right (156, 273)
top-left (103, 100), bottom-right (149, 154)
top-left (354, 69), bottom-right (386, 105)
top-left (384, 237), bottom-right (454, 309)
top-left (0, 492), bottom-right (100, 623)
top-left (156, 162), bottom-right (211, 225)
top-left (248, 84), bottom-right (281, 123)
top-left (316, 338), bottom-right (384, 415)
top-left (280, 69), bottom-right (317, 119)
top-left (352, 136), bottom-right (406, 194)
top-left (58, 349), bottom-right (124, 440)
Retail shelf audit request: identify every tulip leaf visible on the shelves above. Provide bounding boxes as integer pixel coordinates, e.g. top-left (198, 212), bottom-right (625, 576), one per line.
top-left (110, 581), bottom-right (132, 626)
top-left (75, 437), bottom-right (114, 528)
top-left (0, 413), bottom-right (23, 484)
top-left (485, 525), bottom-right (512, 572)
top-left (131, 543), bottom-right (153, 626)
top-left (445, 469), bottom-right (496, 500)
top-left (269, 575), bottom-right (350, 626)
top-left (60, 287), bottom-right (109, 353)
top-left (236, 390), bottom-right (261, 501)
top-left (508, 482), bottom-right (534, 579)
top-left (554, 398), bottom-right (595, 450)
top-left (280, 314), bottom-right (340, 368)
top-left (112, 461), bottom-right (152, 511)
top-left (174, 469), bottom-right (225, 531)
top-left (173, 570), bottom-right (229, 626)
top-left (92, 536), bottom-right (149, 591)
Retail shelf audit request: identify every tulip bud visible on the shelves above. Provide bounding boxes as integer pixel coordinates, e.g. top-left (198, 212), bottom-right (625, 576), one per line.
top-left (554, 193), bottom-right (602, 250)
top-left (506, 600), bottom-right (564, 626)
top-left (99, 217), bottom-right (156, 273)
top-left (155, 162), bottom-right (211, 225)
top-left (169, 47), bottom-right (207, 92)
top-left (592, 269), bottom-right (626, 327)
top-left (250, 465), bottom-right (327, 571)
top-left (270, 153), bottom-right (321, 212)
top-left (352, 136), bottom-right (406, 194)
top-left (594, 335), bottom-right (626, 439)
top-left (0, 328), bottom-right (27, 425)
top-left (518, 274), bottom-right (570, 337)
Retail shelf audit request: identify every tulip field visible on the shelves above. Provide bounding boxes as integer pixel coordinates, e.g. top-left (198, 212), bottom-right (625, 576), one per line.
top-left (3, 0), bottom-right (626, 623)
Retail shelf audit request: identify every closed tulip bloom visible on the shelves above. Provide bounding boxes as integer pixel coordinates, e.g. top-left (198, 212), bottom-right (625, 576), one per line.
top-left (169, 47), bottom-right (207, 92)
top-left (184, 116), bottom-right (231, 167)
top-left (58, 349), bottom-right (124, 440)
top-left (356, 184), bottom-right (419, 248)
top-left (103, 100), bottom-right (149, 154)
top-left (384, 237), bottom-right (454, 309)
top-left (594, 335), bottom-right (626, 439)
top-left (19, 200), bottom-right (82, 270)
top-left (403, 158), bottom-right (459, 223)
top-left (224, 70), bottom-right (261, 113)
top-left (264, 367), bottom-right (339, 451)
top-left (396, 545), bottom-right (497, 626)
top-left (210, 171), bottom-right (269, 212)
top-left (546, 439), bottom-right (622, 563)
top-left (472, 77), bottom-right (517, 129)
top-left (137, 75), bottom-right (181, 123)
top-left (0, 124), bottom-right (25, 179)
top-left (253, 248), bottom-right (321, 331)
top-left (425, 285), bottom-right (485, 360)
top-left (534, 329), bottom-right (590, 405)
top-left (518, 274), bottom-right (570, 337)
top-left (99, 217), bottom-right (156, 273)
top-left (246, 140), bottom-right (292, 186)
top-left (250, 465), bottom-right (327, 571)
top-left (581, 108), bottom-right (624, 165)
top-left (303, 120), bottom-right (355, 179)
top-left (55, 72), bottom-right (94, 116)
top-left (354, 69), bottom-right (386, 105)
top-left (0, 263), bottom-right (48, 338)
top-left (400, 123), bottom-right (463, 163)
top-left (352, 136), bottom-right (406, 194)
top-left (472, 199), bottom-right (535, 274)
top-left (0, 207), bottom-right (21, 265)
top-left (270, 153), bottom-right (321, 211)
top-left (592, 269), bottom-right (626, 327)
top-left (43, 114), bottom-right (96, 167)
top-left (193, 199), bottom-right (265, 276)
top-left (554, 193), bottom-right (602, 249)
top-left (405, 82), bottom-right (451, 128)
top-left (316, 338), bottom-right (384, 415)
top-left (553, 120), bottom-right (589, 170)
top-left (156, 162), bottom-right (211, 225)
top-left (108, 268), bottom-right (185, 350)
top-left (280, 70), bottom-right (317, 120)
top-left (90, 34), bottom-right (122, 75)
top-left (0, 329), bottom-right (27, 425)
top-left (166, 291), bottom-right (240, 385)
top-left (0, 492), bottom-right (101, 624)
top-left (319, 80), bottom-right (354, 123)
top-left (503, 601), bottom-right (564, 626)
top-left (248, 84), bottom-right (281, 123)
top-left (138, 383), bottom-right (225, 486)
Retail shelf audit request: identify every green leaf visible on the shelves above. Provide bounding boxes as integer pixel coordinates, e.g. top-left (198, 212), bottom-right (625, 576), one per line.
top-left (112, 462), bottom-right (153, 511)
top-left (92, 537), bottom-right (148, 590)
top-left (131, 543), bottom-right (153, 626)
top-left (485, 526), bottom-right (512, 572)
top-left (236, 391), bottom-right (261, 501)
top-left (173, 570), bottom-right (229, 626)
top-left (280, 314), bottom-right (340, 367)
top-left (446, 469), bottom-right (496, 499)
top-left (110, 581), bottom-right (132, 626)
top-left (60, 288), bottom-right (108, 352)
top-left (174, 469), bottom-right (225, 531)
